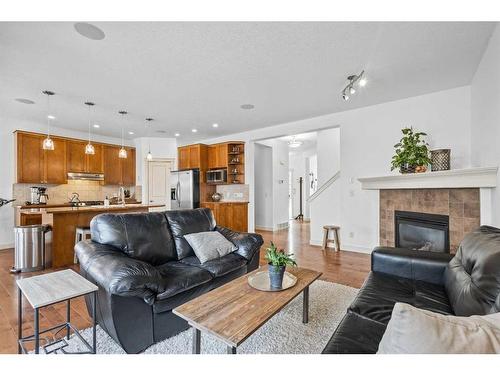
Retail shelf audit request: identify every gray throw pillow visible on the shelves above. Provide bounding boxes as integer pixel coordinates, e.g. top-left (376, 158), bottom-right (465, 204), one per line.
top-left (184, 231), bottom-right (237, 263)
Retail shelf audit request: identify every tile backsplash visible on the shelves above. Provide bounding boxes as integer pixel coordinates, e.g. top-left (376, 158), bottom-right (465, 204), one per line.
top-left (13, 180), bottom-right (137, 205)
top-left (216, 184), bottom-right (249, 202)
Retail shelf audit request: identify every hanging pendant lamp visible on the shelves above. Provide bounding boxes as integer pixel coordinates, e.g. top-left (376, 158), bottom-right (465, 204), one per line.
top-left (42, 90), bottom-right (55, 150)
top-left (84, 102), bottom-right (96, 155)
top-left (146, 117), bottom-right (153, 161)
top-left (118, 110), bottom-right (128, 158)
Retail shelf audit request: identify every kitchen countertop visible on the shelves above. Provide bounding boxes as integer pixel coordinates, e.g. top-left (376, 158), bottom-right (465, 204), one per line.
top-left (19, 204), bottom-right (163, 215)
top-left (201, 201), bottom-right (249, 204)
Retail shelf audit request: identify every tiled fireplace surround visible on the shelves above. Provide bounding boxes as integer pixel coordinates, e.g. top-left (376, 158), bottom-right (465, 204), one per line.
top-left (379, 188), bottom-right (480, 253)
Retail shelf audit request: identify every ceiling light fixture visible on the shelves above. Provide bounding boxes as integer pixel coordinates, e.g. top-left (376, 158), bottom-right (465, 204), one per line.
top-left (74, 22), bottom-right (105, 40)
top-left (42, 90), bottom-right (55, 151)
top-left (84, 101), bottom-right (96, 155)
top-left (145, 118), bottom-right (153, 161)
top-left (212, 123), bottom-right (219, 128)
top-left (192, 129), bottom-right (197, 133)
top-left (288, 137), bottom-right (303, 148)
top-left (118, 111), bottom-right (128, 159)
top-left (341, 70), bottom-right (366, 101)
top-left (128, 131), bottom-right (134, 135)
top-left (93, 124), bottom-right (100, 128)
top-left (175, 133), bottom-right (180, 137)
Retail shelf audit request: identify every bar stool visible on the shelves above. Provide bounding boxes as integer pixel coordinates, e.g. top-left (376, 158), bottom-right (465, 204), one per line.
top-left (322, 225), bottom-right (341, 251)
top-left (74, 227), bottom-right (91, 264)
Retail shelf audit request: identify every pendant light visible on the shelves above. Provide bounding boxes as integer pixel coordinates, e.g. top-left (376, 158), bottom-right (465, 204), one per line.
top-left (145, 117), bottom-right (153, 161)
top-left (42, 90), bottom-right (55, 150)
top-left (118, 110), bottom-right (128, 159)
top-left (84, 101), bottom-right (96, 155)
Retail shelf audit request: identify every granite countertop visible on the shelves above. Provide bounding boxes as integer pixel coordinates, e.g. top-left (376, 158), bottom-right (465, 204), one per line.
top-left (19, 204), bottom-right (163, 215)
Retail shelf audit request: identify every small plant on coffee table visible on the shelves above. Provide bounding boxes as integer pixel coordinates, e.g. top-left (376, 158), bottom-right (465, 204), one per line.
top-left (265, 242), bottom-right (297, 289)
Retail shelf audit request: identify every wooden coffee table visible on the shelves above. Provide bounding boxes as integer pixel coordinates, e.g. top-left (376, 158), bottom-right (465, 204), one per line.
top-left (173, 266), bottom-right (322, 354)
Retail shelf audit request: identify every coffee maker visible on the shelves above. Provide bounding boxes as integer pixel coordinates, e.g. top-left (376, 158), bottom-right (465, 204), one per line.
top-left (29, 187), bottom-right (49, 205)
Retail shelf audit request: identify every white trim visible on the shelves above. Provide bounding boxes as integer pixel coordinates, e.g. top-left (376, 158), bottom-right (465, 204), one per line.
top-left (358, 167), bottom-right (498, 190)
top-left (309, 239), bottom-right (372, 254)
top-left (307, 171), bottom-right (341, 202)
top-left (255, 225), bottom-right (274, 232)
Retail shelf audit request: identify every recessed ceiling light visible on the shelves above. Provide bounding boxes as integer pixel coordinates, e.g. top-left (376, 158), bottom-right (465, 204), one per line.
top-left (74, 22), bottom-right (105, 40)
top-left (93, 124), bottom-right (100, 128)
top-left (212, 123), bottom-right (219, 128)
top-left (240, 104), bottom-right (255, 110)
top-left (192, 129), bottom-right (197, 133)
top-left (175, 133), bottom-right (180, 137)
top-left (15, 98), bottom-right (35, 104)
top-left (47, 115), bottom-right (55, 120)
top-left (128, 131), bottom-right (134, 135)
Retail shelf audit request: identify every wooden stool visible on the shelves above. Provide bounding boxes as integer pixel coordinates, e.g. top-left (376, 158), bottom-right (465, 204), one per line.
top-left (322, 225), bottom-right (340, 251)
top-left (74, 227), bottom-right (91, 264)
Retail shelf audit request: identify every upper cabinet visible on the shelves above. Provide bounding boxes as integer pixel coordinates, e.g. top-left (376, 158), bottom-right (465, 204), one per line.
top-left (207, 143), bottom-right (228, 169)
top-left (15, 131), bottom-right (135, 186)
top-left (178, 144), bottom-right (208, 170)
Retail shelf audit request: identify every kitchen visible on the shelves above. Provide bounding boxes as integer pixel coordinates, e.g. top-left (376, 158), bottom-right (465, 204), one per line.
top-left (10, 130), bottom-right (249, 268)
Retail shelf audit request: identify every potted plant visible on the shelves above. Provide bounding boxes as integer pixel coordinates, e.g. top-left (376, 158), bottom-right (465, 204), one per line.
top-left (391, 127), bottom-right (432, 174)
top-left (265, 242), bottom-right (297, 289)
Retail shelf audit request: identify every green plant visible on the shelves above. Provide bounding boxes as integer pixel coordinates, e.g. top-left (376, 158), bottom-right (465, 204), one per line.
top-left (265, 242), bottom-right (297, 267)
top-left (391, 127), bottom-right (431, 171)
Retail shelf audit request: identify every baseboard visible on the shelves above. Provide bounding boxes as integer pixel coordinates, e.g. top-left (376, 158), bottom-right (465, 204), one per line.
top-left (255, 225), bottom-right (274, 232)
top-left (0, 243), bottom-right (14, 250)
top-left (275, 222), bottom-right (289, 231)
top-left (309, 239), bottom-right (372, 254)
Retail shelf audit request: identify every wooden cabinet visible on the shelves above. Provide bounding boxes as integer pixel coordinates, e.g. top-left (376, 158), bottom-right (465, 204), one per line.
top-left (103, 145), bottom-right (136, 186)
top-left (67, 141), bottom-right (104, 174)
top-left (178, 144), bottom-right (208, 170)
top-left (20, 213), bottom-right (42, 226)
top-left (16, 132), bottom-right (66, 184)
top-left (208, 144), bottom-right (228, 169)
top-left (201, 202), bottom-right (248, 232)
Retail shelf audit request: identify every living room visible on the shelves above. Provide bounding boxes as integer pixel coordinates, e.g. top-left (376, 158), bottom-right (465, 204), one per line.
top-left (1, 1), bottom-right (500, 374)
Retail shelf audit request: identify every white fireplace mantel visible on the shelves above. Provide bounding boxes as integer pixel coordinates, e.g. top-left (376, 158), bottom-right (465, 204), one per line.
top-left (358, 167), bottom-right (498, 190)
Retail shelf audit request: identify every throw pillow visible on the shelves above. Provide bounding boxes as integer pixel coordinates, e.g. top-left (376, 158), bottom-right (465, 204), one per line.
top-left (377, 302), bottom-right (500, 354)
top-left (183, 231), bottom-right (237, 263)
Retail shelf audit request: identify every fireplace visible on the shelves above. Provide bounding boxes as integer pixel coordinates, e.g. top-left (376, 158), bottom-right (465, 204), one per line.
top-left (395, 210), bottom-right (450, 253)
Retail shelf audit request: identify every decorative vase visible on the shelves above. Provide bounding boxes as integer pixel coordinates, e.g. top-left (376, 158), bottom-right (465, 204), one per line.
top-left (268, 264), bottom-right (286, 289)
top-left (399, 164), bottom-right (416, 174)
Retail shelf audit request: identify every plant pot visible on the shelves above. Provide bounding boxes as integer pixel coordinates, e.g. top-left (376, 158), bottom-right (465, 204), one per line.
top-left (268, 264), bottom-right (286, 289)
top-left (415, 165), bottom-right (428, 173)
top-left (399, 164), bottom-right (416, 174)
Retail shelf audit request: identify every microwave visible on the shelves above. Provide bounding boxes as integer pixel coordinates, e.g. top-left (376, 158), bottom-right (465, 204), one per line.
top-left (206, 169), bottom-right (227, 184)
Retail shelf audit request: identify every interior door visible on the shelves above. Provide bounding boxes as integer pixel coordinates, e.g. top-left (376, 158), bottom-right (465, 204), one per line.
top-left (148, 160), bottom-right (171, 210)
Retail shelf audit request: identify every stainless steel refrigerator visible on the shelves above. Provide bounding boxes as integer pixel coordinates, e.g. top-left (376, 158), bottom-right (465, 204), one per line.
top-left (170, 169), bottom-right (200, 209)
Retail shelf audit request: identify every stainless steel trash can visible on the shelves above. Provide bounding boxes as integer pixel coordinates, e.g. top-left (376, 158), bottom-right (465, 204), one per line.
top-left (11, 224), bottom-right (51, 273)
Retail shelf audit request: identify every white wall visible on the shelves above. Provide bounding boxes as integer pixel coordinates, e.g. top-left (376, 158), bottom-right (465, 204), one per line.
top-left (316, 128), bottom-right (340, 185)
top-left (0, 116), bottom-right (130, 248)
top-left (200, 86), bottom-right (472, 252)
top-left (471, 25), bottom-right (500, 226)
top-left (134, 137), bottom-right (177, 203)
top-left (254, 143), bottom-right (273, 230)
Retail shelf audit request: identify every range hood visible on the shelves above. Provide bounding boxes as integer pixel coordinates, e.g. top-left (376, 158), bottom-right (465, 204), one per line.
top-left (67, 172), bottom-right (104, 181)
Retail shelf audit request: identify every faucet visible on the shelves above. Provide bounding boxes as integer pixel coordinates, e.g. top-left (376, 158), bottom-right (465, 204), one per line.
top-left (70, 192), bottom-right (81, 205)
top-left (118, 187), bottom-right (125, 205)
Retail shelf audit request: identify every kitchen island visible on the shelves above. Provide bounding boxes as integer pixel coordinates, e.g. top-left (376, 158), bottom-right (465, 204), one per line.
top-left (20, 204), bottom-right (164, 268)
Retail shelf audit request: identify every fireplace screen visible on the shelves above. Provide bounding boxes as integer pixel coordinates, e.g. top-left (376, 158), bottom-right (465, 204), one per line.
top-left (395, 211), bottom-right (449, 253)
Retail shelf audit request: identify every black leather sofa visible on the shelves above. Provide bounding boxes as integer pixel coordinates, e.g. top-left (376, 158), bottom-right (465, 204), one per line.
top-left (75, 208), bottom-right (263, 353)
top-left (323, 226), bottom-right (500, 354)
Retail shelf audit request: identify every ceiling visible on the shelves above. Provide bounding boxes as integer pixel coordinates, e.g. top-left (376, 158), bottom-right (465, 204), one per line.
top-left (0, 22), bottom-right (496, 142)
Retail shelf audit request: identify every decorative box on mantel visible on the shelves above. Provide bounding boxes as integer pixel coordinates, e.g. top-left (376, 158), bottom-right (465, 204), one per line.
top-left (358, 167), bottom-right (498, 253)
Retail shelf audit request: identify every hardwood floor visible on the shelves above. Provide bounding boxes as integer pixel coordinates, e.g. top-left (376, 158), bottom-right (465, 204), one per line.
top-left (0, 220), bottom-right (370, 354)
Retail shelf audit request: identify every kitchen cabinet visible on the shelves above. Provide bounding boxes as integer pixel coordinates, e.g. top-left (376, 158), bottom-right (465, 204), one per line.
top-left (201, 202), bottom-right (248, 232)
top-left (178, 144), bottom-right (208, 170)
top-left (16, 132), bottom-right (66, 184)
top-left (103, 145), bottom-right (136, 186)
top-left (207, 143), bottom-right (228, 169)
top-left (67, 141), bottom-right (104, 174)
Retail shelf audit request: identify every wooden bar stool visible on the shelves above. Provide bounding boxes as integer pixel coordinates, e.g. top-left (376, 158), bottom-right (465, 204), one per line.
top-left (322, 225), bottom-right (340, 251)
top-left (74, 227), bottom-right (91, 264)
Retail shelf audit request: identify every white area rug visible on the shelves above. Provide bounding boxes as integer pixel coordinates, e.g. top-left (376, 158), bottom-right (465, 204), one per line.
top-left (64, 280), bottom-right (358, 354)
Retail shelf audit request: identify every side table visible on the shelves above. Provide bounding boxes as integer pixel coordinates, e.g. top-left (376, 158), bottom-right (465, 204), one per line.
top-left (17, 269), bottom-right (98, 354)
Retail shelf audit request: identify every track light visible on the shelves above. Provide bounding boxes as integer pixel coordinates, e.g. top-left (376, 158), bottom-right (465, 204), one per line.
top-left (341, 70), bottom-right (366, 101)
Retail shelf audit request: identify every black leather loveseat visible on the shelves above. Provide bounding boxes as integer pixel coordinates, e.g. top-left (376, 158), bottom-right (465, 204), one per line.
top-left (75, 208), bottom-right (263, 353)
top-left (323, 226), bottom-right (500, 354)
